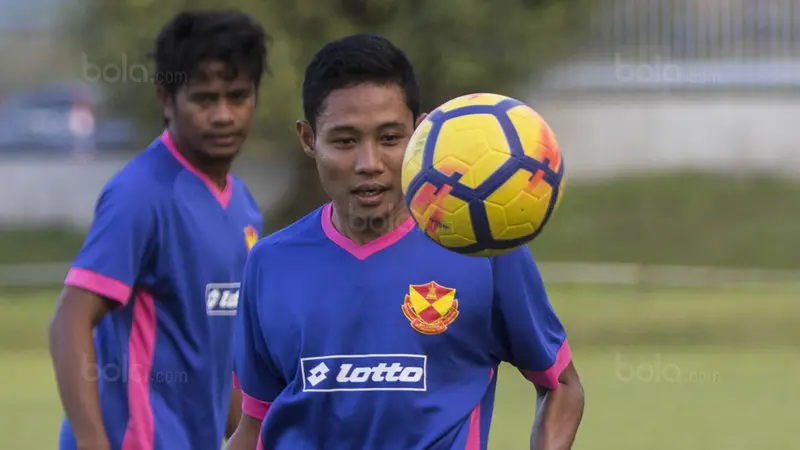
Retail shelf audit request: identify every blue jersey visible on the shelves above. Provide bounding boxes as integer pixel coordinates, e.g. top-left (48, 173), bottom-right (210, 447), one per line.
top-left (59, 131), bottom-right (263, 450)
top-left (234, 203), bottom-right (571, 450)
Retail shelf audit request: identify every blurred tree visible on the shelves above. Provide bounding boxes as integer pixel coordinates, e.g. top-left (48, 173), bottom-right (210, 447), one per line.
top-left (65, 0), bottom-right (590, 230)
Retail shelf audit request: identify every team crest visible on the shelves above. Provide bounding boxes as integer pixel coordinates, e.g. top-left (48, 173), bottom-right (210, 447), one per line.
top-left (244, 225), bottom-right (259, 251)
top-left (402, 281), bottom-right (459, 335)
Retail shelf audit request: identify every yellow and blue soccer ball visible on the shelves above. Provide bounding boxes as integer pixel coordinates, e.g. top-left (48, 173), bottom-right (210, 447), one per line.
top-left (401, 93), bottom-right (565, 257)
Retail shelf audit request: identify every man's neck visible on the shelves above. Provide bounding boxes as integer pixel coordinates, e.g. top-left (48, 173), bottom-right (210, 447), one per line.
top-left (170, 131), bottom-right (231, 190)
top-left (188, 156), bottom-right (229, 191)
top-left (332, 204), bottom-right (410, 246)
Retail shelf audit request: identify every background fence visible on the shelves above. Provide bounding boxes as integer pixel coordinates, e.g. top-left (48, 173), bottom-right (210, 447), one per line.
top-left (585, 0), bottom-right (800, 59)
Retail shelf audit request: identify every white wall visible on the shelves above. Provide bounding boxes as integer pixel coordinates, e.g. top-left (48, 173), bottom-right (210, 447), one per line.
top-left (528, 91), bottom-right (800, 179)
top-left (1, 91), bottom-right (798, 227)
top-left (0, 155), bottom-right (293, 228)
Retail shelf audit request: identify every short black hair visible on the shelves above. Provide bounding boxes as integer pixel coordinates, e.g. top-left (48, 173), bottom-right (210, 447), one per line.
top-left (302, 34), bottom-right (421, 128)
top-left (152, 10), bottom-right (269, 95)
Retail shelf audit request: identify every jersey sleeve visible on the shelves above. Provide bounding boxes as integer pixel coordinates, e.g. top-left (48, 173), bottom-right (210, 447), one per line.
top-left (490, 246), bottom-right (572, 390)
top-left (64, 181), bottom-right (156, 305)
top-left (234, 242), bottom-right (285, 421)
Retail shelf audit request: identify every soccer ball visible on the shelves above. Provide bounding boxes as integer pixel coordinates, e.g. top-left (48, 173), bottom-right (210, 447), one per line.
top-left (401, 93), bottom-right (565, 257)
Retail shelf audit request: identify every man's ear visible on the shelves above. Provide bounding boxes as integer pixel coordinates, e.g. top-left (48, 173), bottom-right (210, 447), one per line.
top-left (414, 112), bottom-right (429, 129)
top-left (156, 86), bottom-right (174, 124)
top-left (295, 120), bottom-right (315, 158)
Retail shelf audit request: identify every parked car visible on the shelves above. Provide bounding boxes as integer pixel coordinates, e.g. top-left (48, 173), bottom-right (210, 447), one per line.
top-left (0, 82), bottom-right (137, 154)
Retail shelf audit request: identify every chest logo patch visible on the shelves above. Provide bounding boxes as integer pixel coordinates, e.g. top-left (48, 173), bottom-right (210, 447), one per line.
top-left (206, 283), bottom-right (240, 316)
top-left (244, 225), bottom-right (259, 251)
top-left (402, 281), bottom-right (459, 335)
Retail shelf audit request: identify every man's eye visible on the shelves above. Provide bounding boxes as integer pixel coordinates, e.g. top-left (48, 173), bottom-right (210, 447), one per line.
top-left (228, 91), bottom-right (250, 100)
top-left (194, 94), bottom-right (215, 101)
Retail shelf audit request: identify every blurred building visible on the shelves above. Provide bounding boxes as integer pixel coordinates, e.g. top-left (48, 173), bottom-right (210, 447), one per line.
top-left (530, 0), bottom-right (800, 180)
top-left (0, 0), bottom-right (76, 94)
top-left (0, 0), bottom-right (797, 226)
top-left (583, 0), bottom-right (799, 60)
top-left (0, 0), bottom-right (69, 30)
top-left (0, 0), bottom-right (292, 227)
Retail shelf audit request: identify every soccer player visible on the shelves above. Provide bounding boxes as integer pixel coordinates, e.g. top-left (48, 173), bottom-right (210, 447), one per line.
top-left (227, 34), bottom-right (585, 450)
top-left (48, 10), bottom-right (268, 450)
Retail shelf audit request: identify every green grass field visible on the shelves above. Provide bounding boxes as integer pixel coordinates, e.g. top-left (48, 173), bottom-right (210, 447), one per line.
top-left (2, 173), bottom-right (799, 268)
top-left (1, 283), bottom-right (796, 449)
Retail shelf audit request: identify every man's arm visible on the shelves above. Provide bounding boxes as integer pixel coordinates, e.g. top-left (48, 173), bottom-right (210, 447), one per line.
top-left (226, 205), bottom-right (261, 441)
top-left (227, 414), bottom-right (263, 449)
top-left (49, 287), bottom-right (116, 450)
top-left (531, 363), bottom-right (584, 450)
top-left (226, 242), bottom-right (284, 450)
top-left (226, 385), bottom-right (243, 439)
top-left (491, 246), bottom-right (584, 450)
top-left (48, 182), bottom-right (154, 450)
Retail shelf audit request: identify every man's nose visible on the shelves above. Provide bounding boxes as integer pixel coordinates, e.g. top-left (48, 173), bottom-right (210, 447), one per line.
top-left (210, 101), bottom-right (234, 125)
top-left (354, 143), bottom-right (385, 174)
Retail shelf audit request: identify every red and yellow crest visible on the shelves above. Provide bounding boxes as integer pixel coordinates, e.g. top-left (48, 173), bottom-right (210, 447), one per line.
top-left (402, 281), bottom-right (459, 335)
top-left (244, 225), bottom-right (259, 251)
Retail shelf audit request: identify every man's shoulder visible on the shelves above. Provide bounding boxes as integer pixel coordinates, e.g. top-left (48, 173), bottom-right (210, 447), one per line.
top-left (249, 206), bottom-right (327, 259)
top-left (100, 139), bottom-right (183, 206)
top-left (100, 165), bottom-right (159, 209)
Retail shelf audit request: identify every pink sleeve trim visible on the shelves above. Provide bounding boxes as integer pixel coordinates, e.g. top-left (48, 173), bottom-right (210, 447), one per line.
top-left (232, 372), bottom-right (241, 390)
top-left (242, 391), bottom-right (271, 421)
top-left (521, 339), bottom-right (572, 390)
top-left (65, 268), bottom-right (131, 305)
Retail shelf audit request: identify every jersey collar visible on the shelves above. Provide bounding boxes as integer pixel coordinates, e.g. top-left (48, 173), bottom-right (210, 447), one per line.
top-left (321, 202), bottom-right (415, 260)
top-left (161, 130), bottom-right (233, 209)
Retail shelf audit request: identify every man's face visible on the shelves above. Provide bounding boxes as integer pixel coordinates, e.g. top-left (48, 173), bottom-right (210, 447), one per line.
top-left (162, 60), bottom-right (257, 163)
top-left (297, 83), bottom-right (424, 234)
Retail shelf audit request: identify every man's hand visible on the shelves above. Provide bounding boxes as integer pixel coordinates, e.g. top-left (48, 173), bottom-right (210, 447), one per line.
top-left (75, 436), bottom-right (112, 450)
top-left (530, 362), bottom-right (585, 450)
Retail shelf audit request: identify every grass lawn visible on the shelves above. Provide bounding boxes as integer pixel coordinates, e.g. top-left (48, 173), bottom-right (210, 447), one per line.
top-left (0, 283), bottom-right (795, 449)
top-left (2, 172), bottom-right (799, 268)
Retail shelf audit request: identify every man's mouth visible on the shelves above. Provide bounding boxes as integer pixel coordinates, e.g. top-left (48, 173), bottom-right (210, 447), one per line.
top-left (352, 185), bottom-right (389, 205)
top-left (354, 187), bottom-right (386, 196)
top-left (207, 133), bottom-right (239, 146)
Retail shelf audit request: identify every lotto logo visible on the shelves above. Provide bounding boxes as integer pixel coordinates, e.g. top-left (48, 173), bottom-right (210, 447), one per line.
top-left (300, 354), bottom-right (427, 392)
top-left (307, 362), bottom-right (330, 387)
top-left (205, 283), bottom-right (240, 316)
